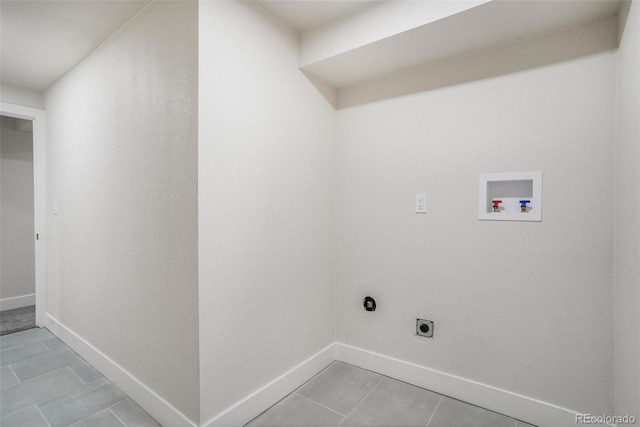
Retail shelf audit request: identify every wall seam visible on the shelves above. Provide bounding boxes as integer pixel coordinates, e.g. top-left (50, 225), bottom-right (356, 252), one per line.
top-left (612, 32), bottom-right (621, 415)
top-left (332, 102), bottom-right (338, 349)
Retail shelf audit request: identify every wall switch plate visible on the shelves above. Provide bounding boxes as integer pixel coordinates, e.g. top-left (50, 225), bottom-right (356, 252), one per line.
top-left (415, 194), bottom-right (426, 213)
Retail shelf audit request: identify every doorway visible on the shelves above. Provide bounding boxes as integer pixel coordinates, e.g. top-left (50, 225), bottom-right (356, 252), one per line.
top-left (0, 102), bottom-right (46, 329)
top-left (0, 115), bottom-right (35, 334)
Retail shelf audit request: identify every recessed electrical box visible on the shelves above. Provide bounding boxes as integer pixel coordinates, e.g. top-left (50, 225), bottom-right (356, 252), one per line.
top-left (479, 171), bottom-right (542, 222)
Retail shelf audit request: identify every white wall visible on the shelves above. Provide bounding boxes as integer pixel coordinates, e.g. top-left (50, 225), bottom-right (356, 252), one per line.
top-left (0, 117), bottom-right (35, 302)
top-left (0, 84), bottom-right (44, 109)
top-left (44, 2), bottom-right (199, 422)
top-left (198, 1), bottom-right (336, 422)
top-left (615, 0), bottom-right (640, 418)
top-left (336, 49), bottom-right (616, 414)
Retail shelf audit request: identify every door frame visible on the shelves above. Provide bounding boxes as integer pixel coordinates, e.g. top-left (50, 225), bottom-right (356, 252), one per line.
top-left (1, 102), bottom-right (46, 327)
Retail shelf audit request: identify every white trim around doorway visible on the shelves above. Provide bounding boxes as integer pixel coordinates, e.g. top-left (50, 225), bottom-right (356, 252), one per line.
top-left (1, 101), bottom-right (46, 327)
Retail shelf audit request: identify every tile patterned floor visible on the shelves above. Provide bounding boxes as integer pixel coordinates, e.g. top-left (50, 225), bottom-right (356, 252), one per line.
top-left (2, 329), bottom-right (538, 427)
top-left (245, 361), bottom-right (537, 427)
top-left (0, 327), bottom-right (160, 427)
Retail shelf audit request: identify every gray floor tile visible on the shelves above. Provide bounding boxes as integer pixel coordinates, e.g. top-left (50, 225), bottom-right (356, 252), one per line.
top-left (428, 397), bottom-right (516, 427)
top-left (110, 399), bottom-right (161, 426)
top-left (516, 421), bottom-right (536, 427)
top-left (1, 366), bottom-right (20, 389)
top-left (38, 376), bottom-right (127, 426)
top-left (343, 377), bottom-right (441, 426)
top-left (69, 409), bottom-right (125, 427)
top-left (0, 405), bottom-right (49, 427)
top-left (246, 393), bottom-right (345, 427)
top-left (11, 348), bottom-right (82, 381)
top-left (0, 341), bottom-right (50, 367)
top-left (297, 362), bottom-right (382, 415)
top-left (41, 337), bottom-right (67, 352)
top-left (70, 362), bottom-right (104, 383)
top-left (0, 328), bottom-right (53, 350)
top-left (1, 368), bottom-right (83, 417)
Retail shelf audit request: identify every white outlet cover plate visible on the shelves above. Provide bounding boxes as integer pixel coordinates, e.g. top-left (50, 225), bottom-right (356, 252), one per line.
top-left (415, 194), bottom-right (426, 213)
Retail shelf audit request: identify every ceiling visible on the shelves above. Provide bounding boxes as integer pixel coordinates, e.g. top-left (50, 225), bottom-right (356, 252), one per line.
top-left (0, 0), bottom-right (150, 92)
top-left (0, 0), bottom-right (379, 93)
top-left (0, 0), bottom-right (625, 95)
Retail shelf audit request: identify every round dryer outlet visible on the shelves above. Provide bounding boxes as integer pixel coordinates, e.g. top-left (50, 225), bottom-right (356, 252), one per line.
top-left (416, 319), bottom-right (434, 338)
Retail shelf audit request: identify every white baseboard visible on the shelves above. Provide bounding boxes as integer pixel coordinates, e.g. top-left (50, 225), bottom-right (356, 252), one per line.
top-left (30, 323), bottom-right (607, 427)
top-left (44, 313), bottom-right (197, 427)
top-left (203, 343), bottom-right (336, 427)
top-left (335, 343), bottom-right (595, 427)
top-left (0, 293), bottom-right (35, 311)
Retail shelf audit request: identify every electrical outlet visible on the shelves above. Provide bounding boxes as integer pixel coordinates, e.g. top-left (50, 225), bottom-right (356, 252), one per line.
top-left (415, 194), bottom-right (426, 213)
top-left (416, 319), bottom-right (433, 338)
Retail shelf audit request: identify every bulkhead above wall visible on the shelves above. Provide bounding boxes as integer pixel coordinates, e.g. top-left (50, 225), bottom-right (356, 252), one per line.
top-left (260, 0), bottom-right (625, 108)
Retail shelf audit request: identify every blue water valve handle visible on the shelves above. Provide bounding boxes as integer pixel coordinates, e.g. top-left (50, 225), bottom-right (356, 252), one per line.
top-left (519, 200), bottom-right (531, 205)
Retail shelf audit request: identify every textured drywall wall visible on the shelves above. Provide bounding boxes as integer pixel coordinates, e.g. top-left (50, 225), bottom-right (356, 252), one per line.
top-left (198, 1), bottom-right (335, 422)
top-left (44, 2), bottom-right (199, 421)
top-left (336, 50), bottom-right (616, 414)
top-left (615, 0), bottom-right (640, 418)
top-left (0, 84), bottom-right (44, 109)
top-left (0, 118), bottom-right (35, 301)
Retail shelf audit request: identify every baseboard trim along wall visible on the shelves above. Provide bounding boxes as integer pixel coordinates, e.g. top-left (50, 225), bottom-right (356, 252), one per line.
top-left (335, 343), bottom-right (604, 427)
top-left (203, 343), bottom-right (336, 427)
top-left (44, 313), bottom-right (197, 427)
top-left (0, 293), bottom-right (35, 311)
top-left (33, 324), bottom-right (609, 427)
top-left (203, 342), bottom-right (589, 427)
